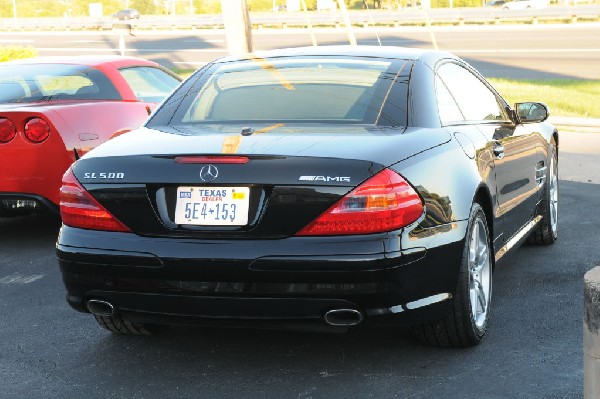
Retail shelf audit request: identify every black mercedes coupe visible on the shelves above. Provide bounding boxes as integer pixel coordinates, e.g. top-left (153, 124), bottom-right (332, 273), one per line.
top-left (56, 46), bottom-right (558, 347)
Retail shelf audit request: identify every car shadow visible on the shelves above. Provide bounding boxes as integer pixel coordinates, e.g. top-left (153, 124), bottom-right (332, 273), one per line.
top-left (87, 30), bottom-right (590, 80)
top-left (267, 32), bottom-right (585, 80)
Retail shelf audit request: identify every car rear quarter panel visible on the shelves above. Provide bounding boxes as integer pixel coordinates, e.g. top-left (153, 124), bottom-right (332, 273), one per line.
top-left (391, 133), bottom-right (497, 253)
top-left (50, 102), bottom-right (151, 156)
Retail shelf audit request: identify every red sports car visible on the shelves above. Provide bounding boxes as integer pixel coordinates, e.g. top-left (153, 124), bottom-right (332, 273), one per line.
top-left (0, 56), bottom-right (181, 216)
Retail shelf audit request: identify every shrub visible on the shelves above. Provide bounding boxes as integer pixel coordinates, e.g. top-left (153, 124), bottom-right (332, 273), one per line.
top-left (0, 46), bottom-right (38, 62)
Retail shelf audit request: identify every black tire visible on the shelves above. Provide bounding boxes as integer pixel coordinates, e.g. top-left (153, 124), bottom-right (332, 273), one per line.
top-left (527, 139), bottom-right (558, 245)
top-left (94, 314), bottom-right (154, 335)
top-left (413, 203), bottom-right (493, 347)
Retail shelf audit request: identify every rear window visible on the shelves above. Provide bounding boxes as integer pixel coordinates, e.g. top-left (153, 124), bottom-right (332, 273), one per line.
top-left (0, 64), bottom-right (121, 103)
top-left (118, 66), bottom-right (180, 103)
top-left (150, 56), bottom-right (411, 127)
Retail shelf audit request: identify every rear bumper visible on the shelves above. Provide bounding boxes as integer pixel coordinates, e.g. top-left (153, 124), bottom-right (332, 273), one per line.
top-left (57, 221), bottom-right (467, 329)
top-left (0, 137), bottom-right (74, 208)
top-left (0, 193), bottom-right (59, 214)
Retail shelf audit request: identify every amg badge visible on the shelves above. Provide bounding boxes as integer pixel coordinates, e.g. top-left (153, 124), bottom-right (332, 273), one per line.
top-left (299, 175), bottom-right (351, 182)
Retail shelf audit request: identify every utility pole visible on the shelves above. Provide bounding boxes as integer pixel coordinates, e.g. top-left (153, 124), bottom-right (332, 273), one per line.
top-left (12, 0), bottom-right (17, 20)
top-left (221, 0), bottom-right (253, 55)
top-left (301, 0), bottom-right (317, 46)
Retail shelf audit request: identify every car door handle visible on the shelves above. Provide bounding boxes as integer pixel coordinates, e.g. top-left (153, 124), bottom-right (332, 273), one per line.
top-left (493, 143), bottom-right (505, 159)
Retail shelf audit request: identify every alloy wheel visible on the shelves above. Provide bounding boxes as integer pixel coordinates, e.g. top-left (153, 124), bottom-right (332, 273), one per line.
top-left (549, 152), bottom-right (558, 235)
top-left (469, 217), bottom-right (492, 329)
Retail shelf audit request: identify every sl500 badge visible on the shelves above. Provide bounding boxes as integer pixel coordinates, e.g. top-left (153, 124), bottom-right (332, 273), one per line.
top-left (83, 172), bottom-right (125, 179)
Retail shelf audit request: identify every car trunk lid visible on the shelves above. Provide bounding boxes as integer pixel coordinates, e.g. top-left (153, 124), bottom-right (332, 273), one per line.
top-left (72, 125), bottom-right (450, 238)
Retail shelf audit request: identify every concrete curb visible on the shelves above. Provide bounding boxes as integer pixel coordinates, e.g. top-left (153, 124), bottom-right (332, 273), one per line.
top-left (584, 266), bottom-right (600, 398)
top-left (549, 117), bottom-right (600, 130)
top-left (549, 116), bottom-right (600, 133)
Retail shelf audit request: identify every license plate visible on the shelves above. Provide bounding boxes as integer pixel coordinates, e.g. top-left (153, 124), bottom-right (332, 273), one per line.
top-left (175, 186), bottom-right (250, 226)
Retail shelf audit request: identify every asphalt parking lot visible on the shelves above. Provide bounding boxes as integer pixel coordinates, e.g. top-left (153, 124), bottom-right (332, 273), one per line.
top-left (1, 131), bottom-right (599, 399)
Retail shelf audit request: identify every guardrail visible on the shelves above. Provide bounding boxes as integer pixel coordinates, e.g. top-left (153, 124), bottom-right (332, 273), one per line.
top-left (1, 6), bottom-right (599, 31)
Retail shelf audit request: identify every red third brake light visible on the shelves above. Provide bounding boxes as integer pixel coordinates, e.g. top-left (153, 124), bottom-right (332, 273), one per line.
top-left (60, 168), bottom-right (131, 232)
top-left (296, 168), bottom-right (424, 236)
top-left (174, 156), bottom-right (249, 164)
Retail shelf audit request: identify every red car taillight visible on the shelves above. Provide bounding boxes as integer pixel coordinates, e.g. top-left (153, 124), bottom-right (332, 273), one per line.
top-left (174, 156), bottom-right (249, 164)
top-left (296, 168), bottom-right (424, 236)
top-left (0, 117), bottom-right (17, 143)
top-left (24, 117), bottom-right (50, 143)
top-left (60, 168), bottom-right (131, 233)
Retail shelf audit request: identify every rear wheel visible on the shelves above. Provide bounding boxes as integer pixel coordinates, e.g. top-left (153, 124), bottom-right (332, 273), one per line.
top-left (528, 140), bottom-right (558, 245)
top-left (413, 203), bottom-right (492, 347)
top-left (94, 314), bottom-right (155, 335)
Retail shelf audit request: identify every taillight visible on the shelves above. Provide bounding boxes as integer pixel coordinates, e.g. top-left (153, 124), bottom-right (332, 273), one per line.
top-left (296, 168), bottom-right (424, 236)
top-left (60, 168), bottom-right (131, 232)
top-left (0, 117), bottom-right (17, 143)
top-left (24, 117), bottom-right (50, 143)
top-left (174, 156), bottom-right (249, 164)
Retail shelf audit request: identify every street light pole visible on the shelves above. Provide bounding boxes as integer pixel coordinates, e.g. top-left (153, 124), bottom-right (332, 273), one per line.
top-left (221, 0), bottom-right (253, 55)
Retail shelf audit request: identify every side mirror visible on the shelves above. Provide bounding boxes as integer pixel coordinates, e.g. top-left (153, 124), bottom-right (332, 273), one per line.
top-left (514, 102), bottom-right (549, 123)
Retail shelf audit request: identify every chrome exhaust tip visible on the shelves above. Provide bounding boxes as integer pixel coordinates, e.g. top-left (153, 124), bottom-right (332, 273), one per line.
top-left (324, 309), bottom-right (363, 327)
top-left (87, 299), bottom-right (115, 317)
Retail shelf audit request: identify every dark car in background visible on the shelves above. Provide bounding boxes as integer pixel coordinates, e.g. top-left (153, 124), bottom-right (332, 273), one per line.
top-left (502, 0), bottom-right (548, 9)
top-left (112, 9), bottom-right (140, 20)
top-left (56, 46), bottom-right (558, 347)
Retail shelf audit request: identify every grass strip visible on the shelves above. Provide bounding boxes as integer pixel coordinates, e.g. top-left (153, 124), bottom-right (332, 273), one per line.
top-left (489, 78), bottom-right (600, 118)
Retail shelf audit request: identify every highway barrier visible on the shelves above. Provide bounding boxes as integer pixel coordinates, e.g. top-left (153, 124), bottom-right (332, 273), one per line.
top-left (1, 7), bottom-right (599, 32)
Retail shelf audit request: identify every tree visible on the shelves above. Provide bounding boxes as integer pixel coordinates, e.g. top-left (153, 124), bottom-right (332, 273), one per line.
top-left (130, 0), bottom-right (158, 14)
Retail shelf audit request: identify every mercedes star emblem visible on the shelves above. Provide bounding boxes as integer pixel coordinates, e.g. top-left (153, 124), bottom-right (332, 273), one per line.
top-left (199, 164), bottom-right (219, 182)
